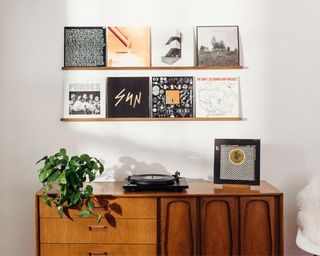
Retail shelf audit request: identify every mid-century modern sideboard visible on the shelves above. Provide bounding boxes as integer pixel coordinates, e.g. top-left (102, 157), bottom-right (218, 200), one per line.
top-left (35, 180), bottom-right (283, 255)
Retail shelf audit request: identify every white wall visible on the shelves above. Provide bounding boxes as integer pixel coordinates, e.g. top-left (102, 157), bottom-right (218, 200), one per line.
top-left (0, 0), bottom-right (319, 255)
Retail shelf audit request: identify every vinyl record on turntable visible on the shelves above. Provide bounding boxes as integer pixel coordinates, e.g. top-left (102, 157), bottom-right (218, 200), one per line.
top-left (123, 171), bottom-right (189, 191)
top-left (128, 174), bottom-right (175, 185)
top-left (214, 139), bottom-right (260, 185)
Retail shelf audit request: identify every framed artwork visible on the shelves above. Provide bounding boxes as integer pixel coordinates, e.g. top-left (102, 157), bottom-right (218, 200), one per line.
top-left (107, 26), bottom-right (151, 67)
top-left (152, 77), bottom-right (193, 118)
top-left (195, 77), bottom-right (240, 118)
top-left (196, 26), bottom-right (239, 66)
top-left (107, 77), bottom-right (150, 117)
top-left (214, 139), bottom-right (260, 185)
top-left (63, 78), bottom-right (106, 118)
top-left (64, 27), bottom-right (106, 67)
top-left (151, 27), bottom-right (194, 66)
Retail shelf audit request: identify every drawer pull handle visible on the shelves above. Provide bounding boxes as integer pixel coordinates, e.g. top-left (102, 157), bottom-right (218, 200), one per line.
top-left (88, 252), bottom-right (108, 256)
top-left (88, 225), bottom-right (107, 231)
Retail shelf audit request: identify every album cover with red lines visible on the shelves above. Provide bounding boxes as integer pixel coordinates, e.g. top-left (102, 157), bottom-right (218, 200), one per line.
top-left (107, 26), bottom-right (151, 67)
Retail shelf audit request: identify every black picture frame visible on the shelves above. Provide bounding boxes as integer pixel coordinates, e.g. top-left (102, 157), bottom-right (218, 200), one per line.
top-left (64, 26), bottom-right (106, 67)
top-left (214, 139), bottom-right (260, 185)
top-left (196, 26), bottom-right (240, 67)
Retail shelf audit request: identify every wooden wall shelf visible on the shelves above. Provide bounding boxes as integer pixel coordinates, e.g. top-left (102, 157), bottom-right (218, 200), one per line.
top-left (62, 66), bottom-right (243, 71)
top-left (60, 117), bottom-right (242, 122)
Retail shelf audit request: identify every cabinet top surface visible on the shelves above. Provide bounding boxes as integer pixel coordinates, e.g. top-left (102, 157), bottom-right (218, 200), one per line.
top-left (36, 180), bottom-right (282, 197)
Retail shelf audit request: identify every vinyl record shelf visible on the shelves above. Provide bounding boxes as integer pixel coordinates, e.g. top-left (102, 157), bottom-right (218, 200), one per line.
top-left (62, 66), bottom-right (243, 70)
top-left (60, 117), bottom-right (242, 122)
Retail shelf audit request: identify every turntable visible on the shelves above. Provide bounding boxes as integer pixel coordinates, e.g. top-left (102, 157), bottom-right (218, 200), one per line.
top-left (123, 171), bottom-right (189, 191)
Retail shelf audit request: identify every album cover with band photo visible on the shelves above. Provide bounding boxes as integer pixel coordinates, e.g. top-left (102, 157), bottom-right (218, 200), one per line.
top-left (214, 139), bottom-right (260, 185)
top-left (63, 77), bottom-right (106, 118)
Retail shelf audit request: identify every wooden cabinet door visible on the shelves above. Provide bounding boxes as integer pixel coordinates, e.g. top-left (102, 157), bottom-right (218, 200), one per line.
top-left (200, 197), bottom-right (238, 255)
top-left (240, 197), bottom-right (276, 255)
top-left (161, 197), bottom-right (197, 256)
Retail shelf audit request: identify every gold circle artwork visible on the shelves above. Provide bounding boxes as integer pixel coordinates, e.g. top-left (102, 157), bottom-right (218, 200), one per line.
top-left (229, 148), bottom-right (245, 165)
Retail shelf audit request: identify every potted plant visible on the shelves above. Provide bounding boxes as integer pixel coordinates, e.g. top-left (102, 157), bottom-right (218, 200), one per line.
top-left (36, 148), bottom-right (112, 223)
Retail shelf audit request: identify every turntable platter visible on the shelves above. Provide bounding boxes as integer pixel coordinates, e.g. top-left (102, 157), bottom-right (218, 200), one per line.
top-left (128, 174), bottom-right (175, 185)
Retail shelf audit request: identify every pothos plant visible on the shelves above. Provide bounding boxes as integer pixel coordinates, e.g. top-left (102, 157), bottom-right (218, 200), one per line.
top-left (36, 148), bottom-right (116, 224)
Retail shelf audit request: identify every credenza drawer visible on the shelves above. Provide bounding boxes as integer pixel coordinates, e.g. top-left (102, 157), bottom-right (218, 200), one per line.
top-left (40, 218), bottom-right (156, 244)
top-left (40, 244), bottom-right (157, 256)
top-left (39, 197), bottom-right (156, 218)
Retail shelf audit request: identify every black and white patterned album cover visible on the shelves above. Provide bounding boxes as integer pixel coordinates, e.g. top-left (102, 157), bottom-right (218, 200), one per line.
top-left (214, 139), bottom-right (260, 185)
top-left (152, 77), bottom-right (193, 118)
top-left (63, 78), bottom-right (106, 118)
top-left (64, 27), bottom-right (106, 67)
top-left (107, 77), bottom-right (150, 118)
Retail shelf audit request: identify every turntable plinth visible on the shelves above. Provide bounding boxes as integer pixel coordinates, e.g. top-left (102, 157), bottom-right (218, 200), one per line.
top-left (35, 180), bottom-right (283, 256)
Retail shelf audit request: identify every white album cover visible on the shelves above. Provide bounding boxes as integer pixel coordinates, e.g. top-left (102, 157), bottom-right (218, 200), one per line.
top-left (63, 77), bottom-right (106, 118)
top-left (151, 27), bottom-right (194, 66)
top-left (195, 77), bottom-right (240, 117)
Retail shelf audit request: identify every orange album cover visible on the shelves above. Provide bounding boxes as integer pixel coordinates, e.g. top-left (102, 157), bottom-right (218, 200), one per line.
top-left (107, 26), bottom-right (151, 67)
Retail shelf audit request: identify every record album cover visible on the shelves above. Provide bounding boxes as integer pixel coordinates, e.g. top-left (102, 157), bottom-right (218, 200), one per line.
top-left (196, 77), bottom-right (239, 118)
top-left (64, 77), bottom-right (106, 118)
top-left (107, 26), bottom-right (151, 67)
top-left (197, 26), bottom-right (239, 67)
top-left (152, 77), bottom-right (193, 118)
top-left (64, 27), bottom-right (106, 67)
top-left (151, 27), bottom-right (194, 66)
top-left (107, 77), bottom-right (150, 118)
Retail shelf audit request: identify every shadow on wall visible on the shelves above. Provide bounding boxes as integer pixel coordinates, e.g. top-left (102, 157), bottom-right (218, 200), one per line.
top-left (98, 155), bottom-right (171, 181)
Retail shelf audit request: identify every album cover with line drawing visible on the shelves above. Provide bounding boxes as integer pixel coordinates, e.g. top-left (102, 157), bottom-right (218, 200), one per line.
top-left (196, 77), bottom-right (239, 118)
top-left (107, 77), bottom-right (150, 118)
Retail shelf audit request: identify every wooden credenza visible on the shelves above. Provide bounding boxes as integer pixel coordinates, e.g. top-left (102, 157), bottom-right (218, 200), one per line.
top-left (35, 180), bottom-right (283, 256)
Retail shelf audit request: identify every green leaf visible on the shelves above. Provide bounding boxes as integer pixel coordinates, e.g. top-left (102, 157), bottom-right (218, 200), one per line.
top-left (42, 195), bottom-right (52, 207)
top-left (84, 185), bottom-right (93, 197)
top-left (98, 164), bottom-right (104, 175)
top-left (57, 172), bottom-right (67, 184)
top-left (78, 210), bottom-right (91, 218)
top-left (57, 206), bottom-right (64, 218)
top-left (97, 211), bottom-right (102, 224)
top-left (36, 156), bottom-right (48, 165)
top-left (46, 170), bottom-right (61, 183)
top-left (39, 168), bottom-right (53, 183)
top-left (60, 148), bottom-right (66, 156)
top-left (85, 169), bottom-right (95, 182)
top-left (80, 154), bottom-right (90, 163)
top-left (69, 159), bottom-right (78, 171)
top-left (70, 192), bottom-right (81, 205)
top-left (87, 201), bottom-right (94, 213)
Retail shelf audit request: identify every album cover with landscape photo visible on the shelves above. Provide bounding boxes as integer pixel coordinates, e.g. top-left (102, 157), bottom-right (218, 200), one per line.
top-left (107, 77), bottom-right (150, 118)
top-left (196, 26), bottom-right (239, 67)
top-left (107, 26), bottom-right (151, 67)
top-left (152, 77), bottom-right (193, 118)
